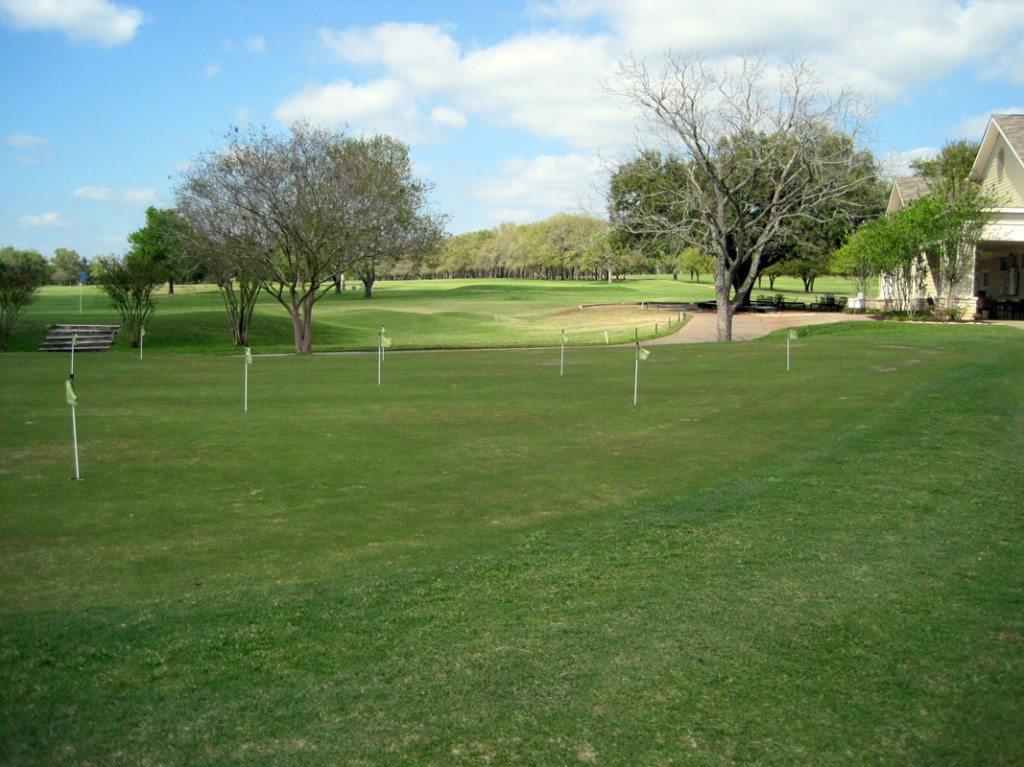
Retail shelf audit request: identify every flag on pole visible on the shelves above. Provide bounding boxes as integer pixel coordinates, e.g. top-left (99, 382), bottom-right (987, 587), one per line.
top-left (244, 346), bottom-right (253, 365)
top-left (560, 330), bottom-right (569, 344)
top-left (66, 376), bottom-right (80, 480)
top-left (789, 328), bottom-right (798, 340)
top-left (633, 342), bottom-right (650, 406)
top-left (377, 329), bottom-right (390, 385)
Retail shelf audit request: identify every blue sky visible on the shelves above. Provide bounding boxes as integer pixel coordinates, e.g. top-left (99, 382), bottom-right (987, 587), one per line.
top-left (2, 0), bottom-right (1023, 261)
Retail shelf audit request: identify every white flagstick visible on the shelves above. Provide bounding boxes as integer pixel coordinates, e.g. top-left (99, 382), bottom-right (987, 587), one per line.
top-left (787, 333), bottom-right (791, 371)
top-left (633, 345), bottom-right (640, 406)
top-left (559, 330), bottom-right (567, 376)
top-left (139, 326), bottom-right (145, 360)
top-left (243, 346), bottom-right (252, 412)
top-left (66, 377), bottom-right (80, 480)
top-left (633, 328), bottom-right (640, 407)
top-left (378, 327), bottom-right (392, 386)
top-left (70, 402), bottom-right (80, 480)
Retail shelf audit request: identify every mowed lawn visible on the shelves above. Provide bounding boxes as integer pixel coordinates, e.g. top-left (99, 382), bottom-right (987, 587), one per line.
top-left (1, 290), bottom-right (1022, 764)
top-left (8, 277), bottom-right (721, 355)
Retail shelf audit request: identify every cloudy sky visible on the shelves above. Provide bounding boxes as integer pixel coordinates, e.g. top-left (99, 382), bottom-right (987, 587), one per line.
top-left (1, 0), bottom-right (1022, 260)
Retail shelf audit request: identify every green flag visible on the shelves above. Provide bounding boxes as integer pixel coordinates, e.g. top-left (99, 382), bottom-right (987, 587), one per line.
top-left (636, 344), bottom-right (650, 361)
top-left (65, 377), bottom-right (78, 406)
top-left (560, 330), bottom-right (569, 344)
top-left (244, 347), bottom-right (253, 365)
top-left (788, 328), bottom-right (798, 340)
top-left (72, 333), bottom-right (78, 347)
top-left (141, 327), bottom-right (146, 338)
top-left (380, 333), bottom-right (392, 348)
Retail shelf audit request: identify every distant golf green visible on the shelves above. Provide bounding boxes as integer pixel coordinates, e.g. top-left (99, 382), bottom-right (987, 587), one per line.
top-left (1, 279), bottom-right (1020, 765)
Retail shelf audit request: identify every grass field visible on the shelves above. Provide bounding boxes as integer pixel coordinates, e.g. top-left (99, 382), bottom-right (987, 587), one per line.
top-left (6, 274), bottom-right (867, 355)
top-left (1, 279), bottom-right (1021, 765)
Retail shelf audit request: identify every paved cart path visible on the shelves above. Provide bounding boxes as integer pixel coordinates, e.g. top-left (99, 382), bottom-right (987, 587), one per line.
top-left (647, 310), bottom-right (875, 344)
top-left (649, 311), bottom-right (1024, 344)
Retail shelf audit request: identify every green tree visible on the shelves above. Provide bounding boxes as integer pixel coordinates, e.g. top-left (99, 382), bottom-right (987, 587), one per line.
top-left (609, 52), bottom-right (879, 340)
top-left (345, 135), bottom-right (447, 298)
top-left (94, 252), bottom-right (168, 347)
top-left (676, 246), bottom-right (714, 283)
top-left (127, 207), bottom-right (188, 294)
top-left (912, 140), bottom-right (993, 318)
top-left (50, 248), bottom-right (85, 285)
top-left (0, 247), bottom-right (47, 351)
top-left (834, 202), bottom-right (935, 314)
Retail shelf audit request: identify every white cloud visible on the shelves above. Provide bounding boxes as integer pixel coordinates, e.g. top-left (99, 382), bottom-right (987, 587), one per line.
top-left (954, 107), bottom-right (1024, 142)
top-left (475, 153), bottom-right (607, 224)
top-left (882, 147), bottom-right (938, 179)
top-left (204, 63), bottom-right (221, 78)
top-left (0, 0), bottom-right (144, 46)
top-left (430, 106), bottom-right (466, 130)
top-left (245, 35), bottom-right (265, 53)
top-left (73, 185), bottom-right (112, 200)
top-left (121, 188), bottom-right (156, 204)
top-left (280, 23), bottom-right (630, 152)
top-left (539, 0), bottom-right (1024, 98)
top-left (457, 31), bottom-right (629, 151)
top-left (73, 185), bottom-right (156, 204)
top-left (5, 133), bottom-right (49, 148)
top-left (317, 23), bottom-right (460, 92)
top-left (20, 211), bottom-right (70, 228)
top-left (274, 78), bottom-right (423, 141)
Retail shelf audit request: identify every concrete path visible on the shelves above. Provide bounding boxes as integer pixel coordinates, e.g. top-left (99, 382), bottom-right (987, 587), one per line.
top-left (650, 311), bottom-right (1024, 345)
top-left (648, 310), bottom-right (875, 344)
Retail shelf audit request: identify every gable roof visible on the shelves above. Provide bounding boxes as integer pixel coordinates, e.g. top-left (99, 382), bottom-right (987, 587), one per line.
top-left (886, 175), bottom-right (932, 213)
top-left (968, 113), bottom-right (1024, 183)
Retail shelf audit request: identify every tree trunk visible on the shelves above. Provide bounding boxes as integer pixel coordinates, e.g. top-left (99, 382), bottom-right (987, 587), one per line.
top-left (714, 269), bottom-right (734, 342)
top-left (362, 276), bottom-right (375, 298)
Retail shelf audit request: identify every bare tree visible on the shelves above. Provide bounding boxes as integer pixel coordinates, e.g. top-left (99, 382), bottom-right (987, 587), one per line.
top-left (609, 51), bottom-right (878, 340)
top-left (176, 124), bottom-right (446, 350)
